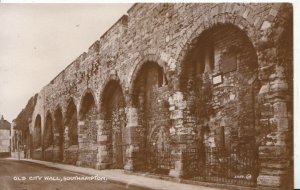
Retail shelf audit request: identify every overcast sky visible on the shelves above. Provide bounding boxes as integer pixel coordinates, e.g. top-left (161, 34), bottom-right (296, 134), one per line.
top-left (0, 4), bottom-right (133, 122)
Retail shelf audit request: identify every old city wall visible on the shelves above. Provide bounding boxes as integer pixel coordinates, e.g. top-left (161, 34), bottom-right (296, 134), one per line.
top-left (29, 3), bottom-right (292, 189)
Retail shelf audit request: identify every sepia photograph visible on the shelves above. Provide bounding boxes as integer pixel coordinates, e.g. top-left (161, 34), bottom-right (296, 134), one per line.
top-left (0, 2), bottom-right (294, 190)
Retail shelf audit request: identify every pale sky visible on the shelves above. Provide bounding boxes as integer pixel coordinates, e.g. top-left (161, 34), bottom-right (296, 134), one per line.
top-left (0, 3), bottom-right (133, 122)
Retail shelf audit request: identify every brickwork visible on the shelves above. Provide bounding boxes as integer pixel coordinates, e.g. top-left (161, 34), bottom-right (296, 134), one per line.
top-left (24, 3), bottom-right (292, 189)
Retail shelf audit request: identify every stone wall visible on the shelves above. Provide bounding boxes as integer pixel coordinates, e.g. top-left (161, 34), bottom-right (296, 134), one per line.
top-left (26, 3), bottom-right (292, 189)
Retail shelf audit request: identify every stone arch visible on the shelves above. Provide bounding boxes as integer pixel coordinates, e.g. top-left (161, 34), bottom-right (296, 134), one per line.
top-left (131, 61), bottom-right (168, 107)
top-left (78, 89), bottom-right (98, 167)
top-left (129, 54), bottom-right (170, 97)
top-left (34, 114), bottom-right (42, 149)
top-left (99, 79), bottom-right (126, 169)
top-left (179, 23), bottom-right (260, 182)
top-left (54, 106), bottom-right (64, 162)
top-left (65, 98), bottom-right (78, 146)
top-left (131, 60), bottom-right (171, 172)
top-left (79, 90), bottom-right (97, 120)
top-left (176, 16), bottom-right (258, 87)
top-left (174, 4), bottom-right (291, 90)
top-left (99, 72), bottom-right (126, 111)
top-left (149, 125), bottom-right (171, 152)
top-left (179, 23), bottom-right (258, 91)
top-left (79, 88), bottom-right (98, 118)
top-left (64, 98), bottom-right (78, 165)
top-left (44, 111), bottom-right (54, 161)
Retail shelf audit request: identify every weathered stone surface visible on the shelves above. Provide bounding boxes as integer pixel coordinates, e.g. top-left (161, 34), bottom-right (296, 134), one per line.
top-left (257, 175), bottom-right (283, 187)
top-left (15, 3), bottom-right (292, 189)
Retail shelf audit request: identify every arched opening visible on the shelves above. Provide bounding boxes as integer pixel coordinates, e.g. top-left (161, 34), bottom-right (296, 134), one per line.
top-left (78, 91), bottom-right (97, 167)
top-left (66, 100), bottom-right (78, 146)
top-left (132, 61), bottom-right (171, 174)
top-left (181, 24), bottom-right (259, 186)
top-left (33, 114), bottom-right (42, 159)
top-left (101, 80), bottom-right (126, 169)
top-left (64, 99), bottom-right (78, 164)
top-left (44, 112), bottom-right (54, 161)
top-left (54, 107), bottom-right (64, 162)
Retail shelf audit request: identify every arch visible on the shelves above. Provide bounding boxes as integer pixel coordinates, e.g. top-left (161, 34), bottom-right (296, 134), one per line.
top-left (34, 114), bottom-right (42, 149)
top-left (54, 106), bottom-right (64, 161)
top-left (180, 23), bottom-right (258, 91)
top-left (77, 89), bottom-right (98, 167)
top-left (100, 79), bottom-right (126, 168)
top-left (129, 54), bottom-right (169, 95)
top-left (65, 99), bottom-right (78, 146)
top-left (78, 88), bottom-right (97, 118)
top-left (132, 61), bottom-right (167, 107)
top-left (179, 23), bottom-right (260, 183)
top-left (175, 14), bottom-right (259, 89)
top-left (99, 74), bottom-right (126, 111)
top-left (131, 60), bottom-right (171, 172)
top-left (100, 80), bottom-right (126, 114)
top-left (79, 90), bottom-right (97, 120)
top-left (44, 111), bottom-right (54, 149)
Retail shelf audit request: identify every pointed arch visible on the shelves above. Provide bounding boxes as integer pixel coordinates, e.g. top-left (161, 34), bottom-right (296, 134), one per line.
top-left (44, 111), bottom-right (54, 149)
top-left (178, 23), bottom-right (260, 184)
top-left (54, 105), bottom-right (64, 161)
top-left (99, 79), bottom-right (126, 168)
top-left (79, 89), bottom-right (97, 120)
top-left (131, 61), bottom-right (167, 107)
top-left (34, 114), bottom-right (42, 149)
top-left (129, 55), bottom-right (169, 96)
top-left (65, 98), bottom-right (78, 146)
top-left (131, 60), bottom-right (171, 172)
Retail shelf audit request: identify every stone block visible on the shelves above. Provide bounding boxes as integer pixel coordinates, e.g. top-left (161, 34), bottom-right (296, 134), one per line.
top-left (261, 20), bottom-right (271, 30)
top-left (261, 168), bottom-right (288, 176)
top-left (270, 118), bottom-right (289, 132)
top-left (98, 135), bottom-right (107, 142)
top-left (124, 160), bottom-right (134, 171)
top-left (101, 150), bottom-right (108, 156)
top-left (270, 79), bottom-right (288, 93)
top-left (126, 107), bottom-right (138, 126)
top-left (171, 110), bottom-right (183, 120)
top-left (273, 102), bottom-right (287, 118)
top-left (259, 145), bottom-right (287, 159)
top-left (261, 161), bottom-right (290, 169)
top-left (260, 119), bottom-right (270, 128)
top-left (257, 175), bottom-right (285, 187)
top-left (259, 83), bottom-right (270, 95)
top-left (269, 9), bottom-right (278, 17)
top-left (261, 103), bottom-right (274, 117)
top-left (78, 121), bottom-right (85, 125)
top-left (169, 161), bottom-right (183, 178)
top-left (168, 57), bottom-right (176, 71)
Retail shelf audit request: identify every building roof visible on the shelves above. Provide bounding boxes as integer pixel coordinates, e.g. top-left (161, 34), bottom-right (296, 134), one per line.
top-left (0, 115), bottom-right (11, 130)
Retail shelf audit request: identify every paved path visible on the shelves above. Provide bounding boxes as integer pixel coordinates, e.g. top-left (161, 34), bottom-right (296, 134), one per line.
top-left (14, 158), bottom-right (223, 190)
